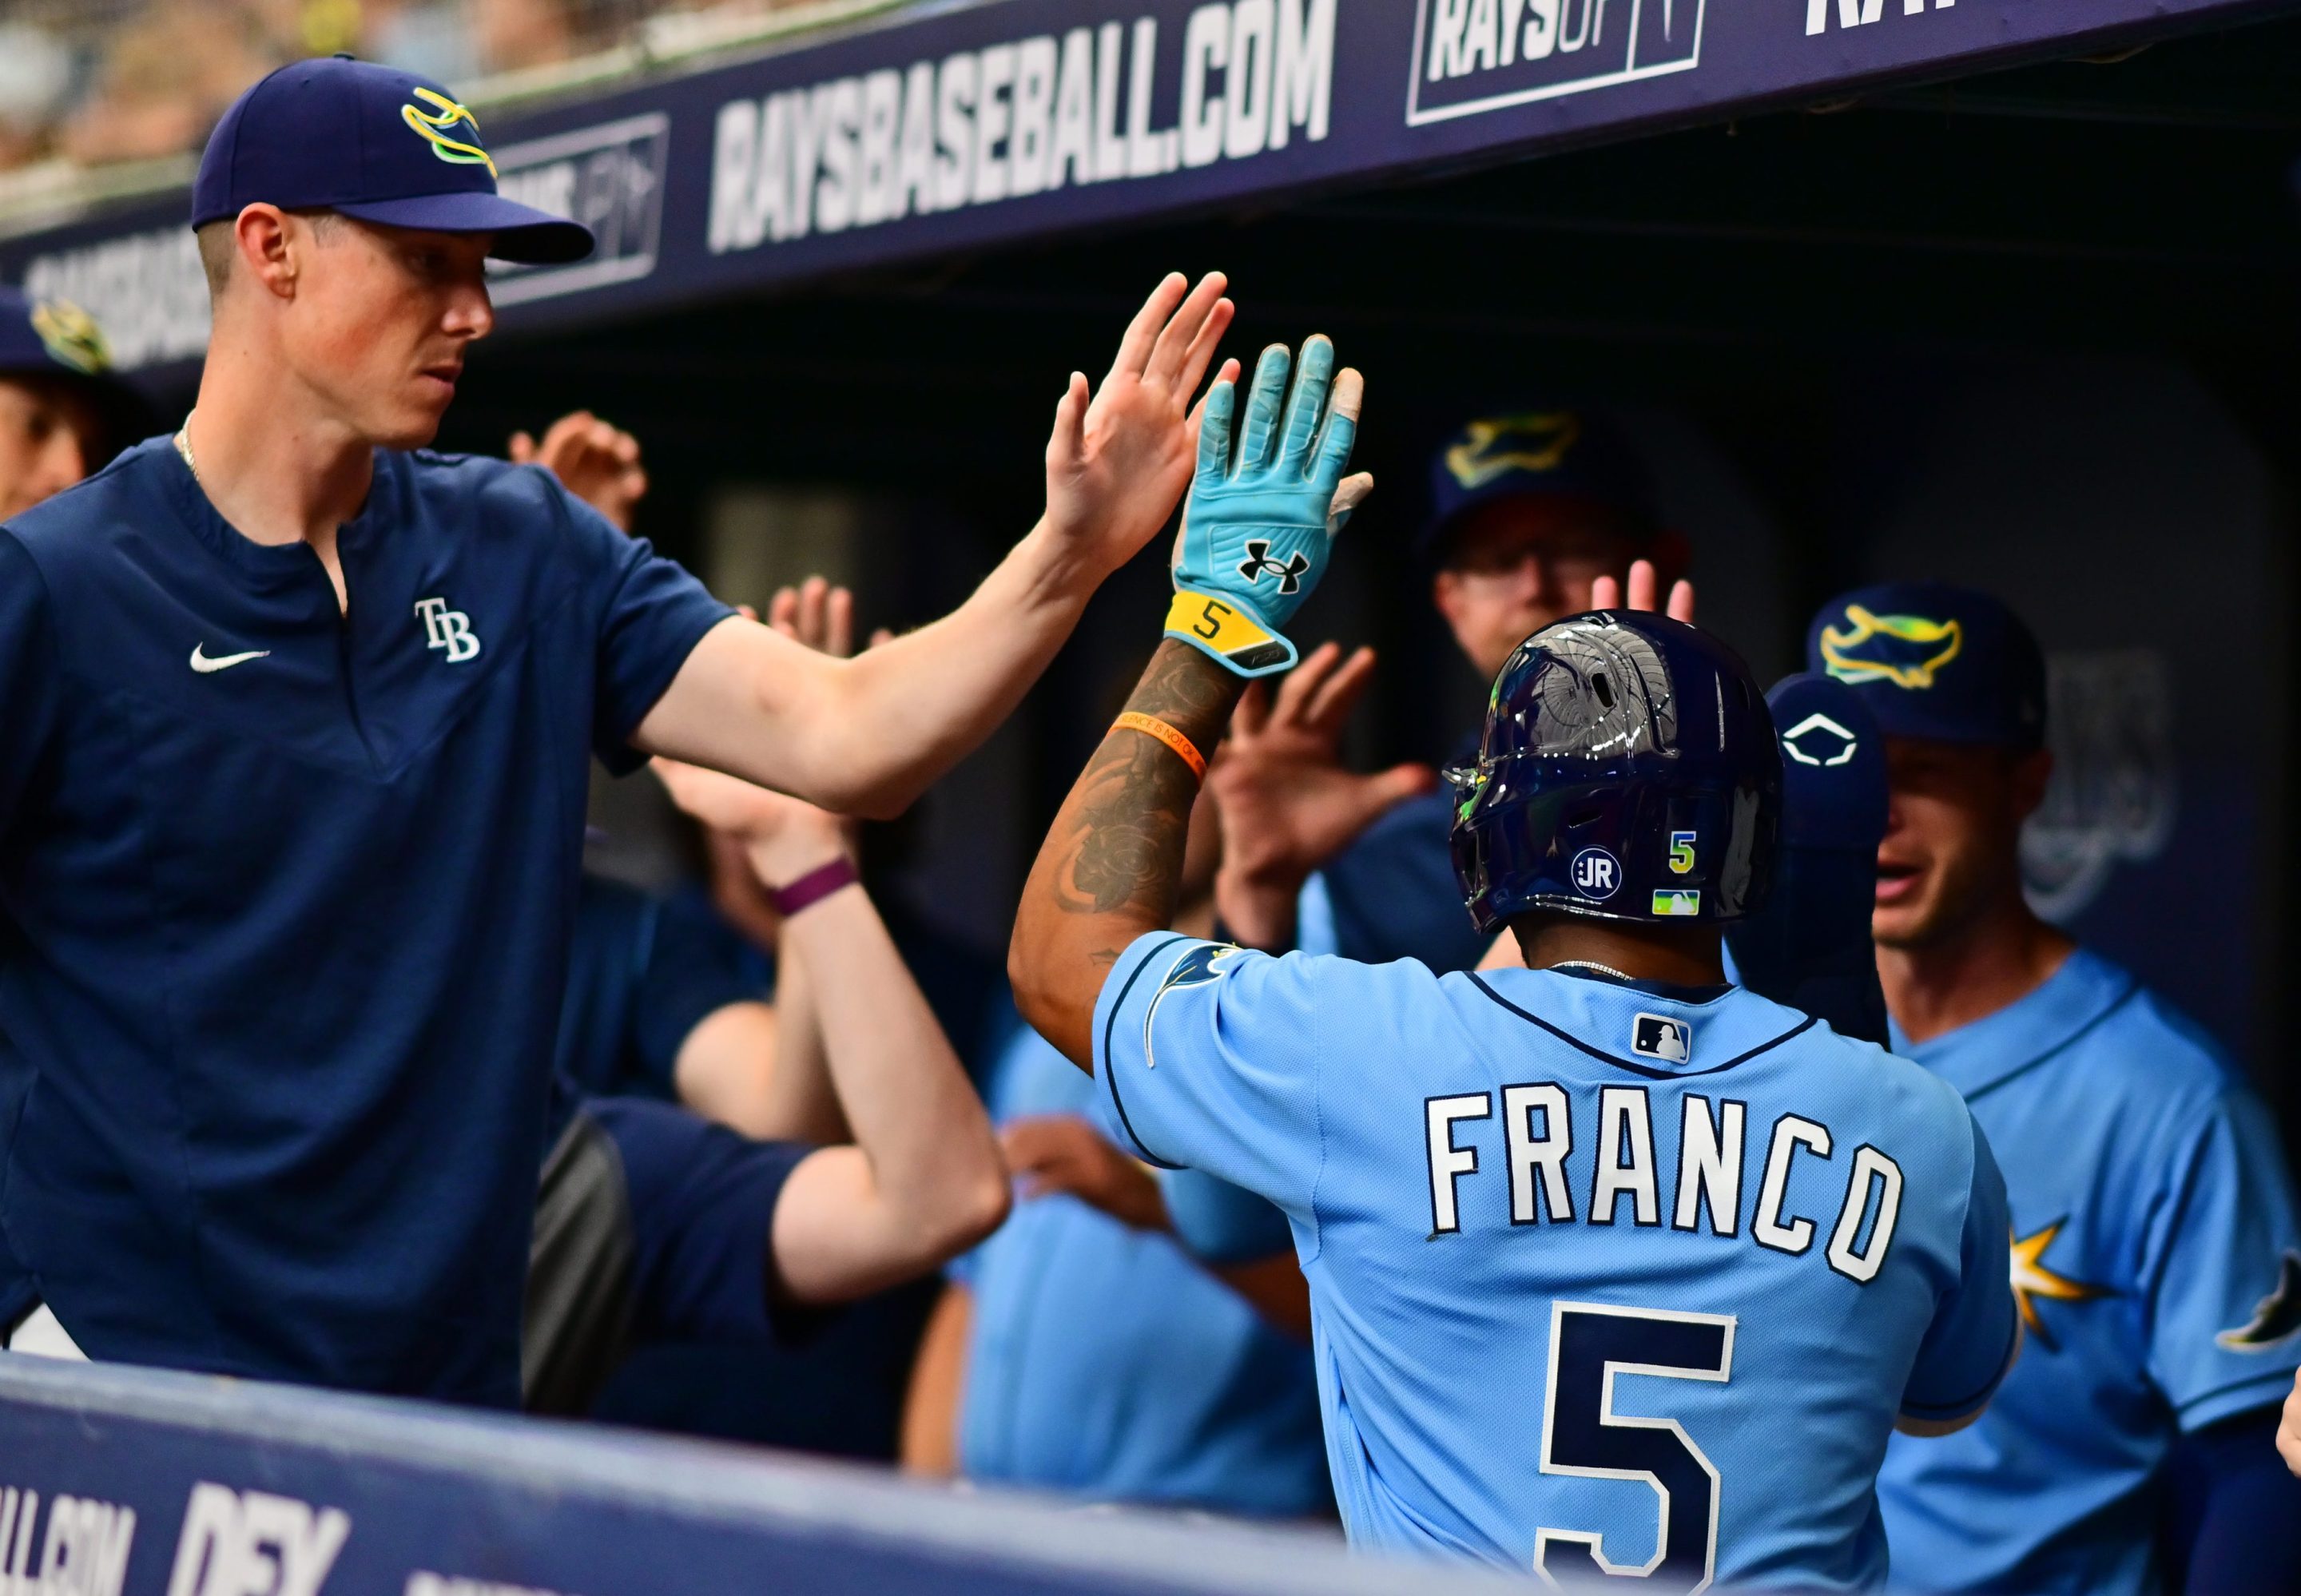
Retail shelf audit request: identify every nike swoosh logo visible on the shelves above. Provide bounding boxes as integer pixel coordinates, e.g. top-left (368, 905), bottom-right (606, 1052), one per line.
top-left (189, 645), bottom-right (271, 674)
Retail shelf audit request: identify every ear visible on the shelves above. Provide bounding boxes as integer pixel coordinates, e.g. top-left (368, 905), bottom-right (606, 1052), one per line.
top-left (1431, 568), bottom-right (1464, 626)
top-left (233, 204), bottom-right (299, 300)
top-left (2009, 745), bottom-right (2054, 823)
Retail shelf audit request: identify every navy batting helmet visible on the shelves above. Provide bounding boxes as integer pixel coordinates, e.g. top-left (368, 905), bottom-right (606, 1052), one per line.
top-left (1449, 611), bottom-right (1781, 932)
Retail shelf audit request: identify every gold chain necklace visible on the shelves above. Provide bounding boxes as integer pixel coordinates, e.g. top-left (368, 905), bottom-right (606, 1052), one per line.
top-left (173, 416), bottom-right (200, 484)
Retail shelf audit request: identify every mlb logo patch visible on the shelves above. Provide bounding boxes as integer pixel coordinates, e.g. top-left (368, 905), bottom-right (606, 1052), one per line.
top-left (1651, 889), bottom-right (1700, 917)
top-left (1632, 1013), bottom-right (1692, 1063)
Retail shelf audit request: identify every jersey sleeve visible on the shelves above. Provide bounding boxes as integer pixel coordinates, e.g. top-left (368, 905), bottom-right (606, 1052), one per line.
top-left (0, 534), bottom-right (62, 837)
top-left (553, 481), bottom-right (735, 773)
top-left (1161, 1168), bottom-right (1296, 1264)
top-left (2143, 1086), bottom-right (2301, 1430)
top-left (1088, 933), bottom-right (1324, 1220)
top-left (1902, 1114), bottom-right (2021, 1427)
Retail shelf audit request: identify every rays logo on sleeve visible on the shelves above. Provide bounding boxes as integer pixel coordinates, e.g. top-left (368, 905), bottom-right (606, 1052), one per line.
top-left (1818, 604), bottom-right (1964, 690)
top-left (2216, 1252), bottom-right (2301, 1350)
top-left (403, 86), bottom-right (496, 178)
top-left (1143, 943), bottom-right (1248, 1070)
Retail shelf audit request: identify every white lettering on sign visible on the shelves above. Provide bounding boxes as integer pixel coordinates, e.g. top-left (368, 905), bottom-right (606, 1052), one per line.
top-left (707, 1), bottom-right (1334, 255)
top-left (486, 113), bottom-right (670, 306)
top-left (0, 1485), bottom-right (137, 1596)
top-left (1805, 0), bottom-right (1953, 37)
top-left (22, 227), bottom-right (209, 371)
top-left (1407, 0), bottom-right (1701, 125)
top-left (406, 1577), bottom-right (575, 1596)
top-left (165, 1483), bottom-right (348, 1596)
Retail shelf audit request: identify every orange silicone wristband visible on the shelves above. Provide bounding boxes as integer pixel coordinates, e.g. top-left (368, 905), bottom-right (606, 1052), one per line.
top-left (1113, 712), bottom-right (1208, 782)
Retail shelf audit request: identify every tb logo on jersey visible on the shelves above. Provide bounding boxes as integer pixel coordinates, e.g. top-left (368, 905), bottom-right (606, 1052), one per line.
top-left (415, 597), bottom-right (483, 664)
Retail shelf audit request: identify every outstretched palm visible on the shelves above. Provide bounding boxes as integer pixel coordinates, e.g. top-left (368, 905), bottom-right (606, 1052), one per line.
top-left (1043, 272), bottom-right (1238, 581)
top-left (1209, 641), bottom-right (1437, 899)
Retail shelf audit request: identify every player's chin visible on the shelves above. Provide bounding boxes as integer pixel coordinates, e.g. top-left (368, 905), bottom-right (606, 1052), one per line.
top-left (374, 402), bottom-right (449, 451)
top-left (1870, 894), bottom-right (1941, 951)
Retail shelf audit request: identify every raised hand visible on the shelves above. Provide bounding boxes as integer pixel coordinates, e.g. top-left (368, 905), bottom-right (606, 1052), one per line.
top-left (511, 410), bottom-right (649, 532)
top-left (1592, 557), bottom-right (1695, 622)
top-left (1207, 641), bottom-right (1436, 950)
top-left (1043, 272), bottom-right (1237, 584)
top-left (1166, 335), bottom-right (1371, 677)
top-left (1000, 1114), bottom-right (1170, 1233)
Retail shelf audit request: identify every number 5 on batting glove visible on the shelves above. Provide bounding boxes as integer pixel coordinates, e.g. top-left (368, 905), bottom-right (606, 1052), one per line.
top-left (1167, 336), bottom-right (1370, 677)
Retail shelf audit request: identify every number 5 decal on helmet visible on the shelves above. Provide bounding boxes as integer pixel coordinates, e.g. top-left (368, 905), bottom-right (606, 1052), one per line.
top-left (1535, 1300), bottom-right (1736, 1594)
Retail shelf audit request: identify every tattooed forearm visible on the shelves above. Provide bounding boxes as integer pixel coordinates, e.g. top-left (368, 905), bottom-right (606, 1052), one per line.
top-left (1053, 641), bottom-right (1242, 919)
top-left (1059, 736), bottom-right (1191, 915)
top-left (1011, 641), bottom-right (1249, 1069)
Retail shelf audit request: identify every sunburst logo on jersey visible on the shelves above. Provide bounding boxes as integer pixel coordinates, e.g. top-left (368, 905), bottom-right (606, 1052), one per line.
top-left (2010, 1219), bottom-right (2112, 1352)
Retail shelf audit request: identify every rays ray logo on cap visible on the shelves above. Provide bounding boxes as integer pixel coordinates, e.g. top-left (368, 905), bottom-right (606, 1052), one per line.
top-left (1818, 603), bottom-right (1963, 690)
top-left (402, 86), bottom-right (495, 178)
top-left (1444, 411), bottom-right (1580, 490)
top-left (30, 300), bottom-right (110, 375)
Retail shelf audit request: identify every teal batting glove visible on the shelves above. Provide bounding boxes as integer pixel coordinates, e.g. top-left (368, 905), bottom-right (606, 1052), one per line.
top-left (1166, 336), bottom-right (1364, 678)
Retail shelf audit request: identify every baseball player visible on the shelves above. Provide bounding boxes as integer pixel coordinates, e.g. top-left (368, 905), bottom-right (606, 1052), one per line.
top-left (1210, 407), bottom-right (1688, 975)
top-left (0, 55), bottom-right (1234, 1404)
top-left (904, 1012), bottom-right (1329, 1514)
top-left (902, 787), bottom-right (1325, 1514)
top-left (1007, 339), bottom-right (2017, 1585)
top-left (1809, 582), bottom-right (2301, 1591)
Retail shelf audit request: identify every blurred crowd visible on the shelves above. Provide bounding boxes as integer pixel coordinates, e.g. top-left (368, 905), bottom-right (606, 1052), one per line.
top-left (0, 0), bottom-right (817, 174)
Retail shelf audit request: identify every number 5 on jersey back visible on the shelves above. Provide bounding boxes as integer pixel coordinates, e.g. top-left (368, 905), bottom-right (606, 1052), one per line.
top-left (1535, 1301), bottom-right (1736, 1594)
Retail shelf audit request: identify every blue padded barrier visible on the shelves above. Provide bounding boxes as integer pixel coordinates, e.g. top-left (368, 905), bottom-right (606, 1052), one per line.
top-left (0, 1354), bottom-right (1518, 1596)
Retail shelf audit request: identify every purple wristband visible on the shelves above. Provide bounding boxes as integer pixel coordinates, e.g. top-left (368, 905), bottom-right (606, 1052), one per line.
top-left (772, 856), bottom-right (860, 918)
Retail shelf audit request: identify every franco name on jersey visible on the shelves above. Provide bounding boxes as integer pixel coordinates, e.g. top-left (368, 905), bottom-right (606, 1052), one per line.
top-left (1424, 1081), bottom-right (1904, 1285)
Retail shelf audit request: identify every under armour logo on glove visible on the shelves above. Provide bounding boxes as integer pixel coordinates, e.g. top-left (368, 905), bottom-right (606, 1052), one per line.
top-left (1237, 540), bottom-right (1311, 594)
top-left (1165, 335), bottom-right (1368, 678)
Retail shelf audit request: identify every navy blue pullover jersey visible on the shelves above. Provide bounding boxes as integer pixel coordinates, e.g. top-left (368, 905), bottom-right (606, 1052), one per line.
top-left (0, 438), bottom-right (731, 1404)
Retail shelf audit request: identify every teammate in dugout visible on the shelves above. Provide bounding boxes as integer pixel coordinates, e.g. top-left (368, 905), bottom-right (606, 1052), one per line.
top-left (1809, 582), bottom-right (2301, 1592)
top-left (0, 288), bottom-right (1002, 1427)
top-left (1007, 336), bottom-right (2019, 1586)
top-left (0, 54), bottom-right (1242, 1404)
top-left (1210, 407), bottom-right (1688, 975)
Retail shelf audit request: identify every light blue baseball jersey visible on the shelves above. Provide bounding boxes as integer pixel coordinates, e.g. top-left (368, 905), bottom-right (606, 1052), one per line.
top-left (957, 1020), bottom-right (1329, 1516)
top-left (1090, 936), bottom-right (2017, 1587)
top-left (1876, 948), bottom-right (2301, 1594)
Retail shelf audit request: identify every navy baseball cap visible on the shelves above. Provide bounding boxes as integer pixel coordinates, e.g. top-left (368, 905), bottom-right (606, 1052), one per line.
top-left (1805, 581), bottom-right (2045, 748)
top-left (0, 288), bottom-right (157, 452)
top-left (1421, 407), bottom-right (1659, 562)
top-left (192, 58), bottom-right (592, 265)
